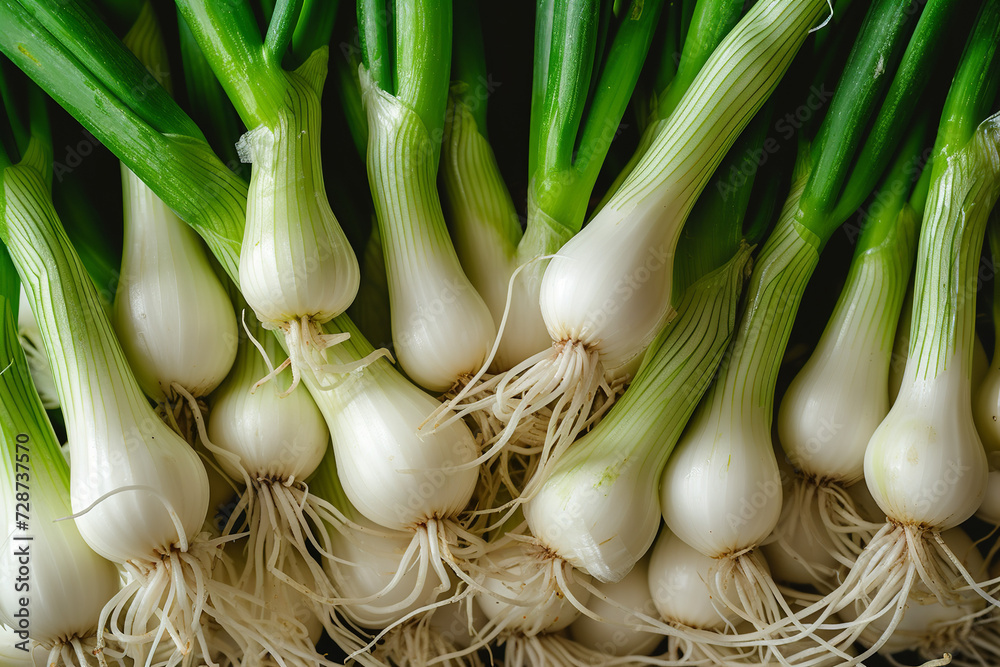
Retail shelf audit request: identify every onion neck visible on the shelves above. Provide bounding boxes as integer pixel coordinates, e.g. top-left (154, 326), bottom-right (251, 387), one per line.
top-left (720, 179), bottom-right (821, 436)
top-left (1, 144), bottom-right (152, 439)
top-left (903, 116), bottom-right (1000, 391)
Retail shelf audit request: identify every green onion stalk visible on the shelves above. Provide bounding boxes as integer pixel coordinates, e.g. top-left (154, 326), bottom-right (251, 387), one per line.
top-left (451, 102), bottom-right (775, 666)
top-left (593, 0), bottom-right (746, 213)
top-left (659, 0), bottom-right (959, 643)
top-left (889, 272), bottom-right (991, 407)
top-left (0, 0), bottom-right (488, 649)
top-left (176, 0), bottom-right (377, 397)
top-left (434, 0), bottom-right (661, 444)
top-left (353, 0), bottom-right (498, 394)
top-left (453, 105), bottom-right (774, 664)
top-left (164, 0), bottom-right (482, 637)
top-left (0, 129), bottom-right (123, 665)
top-left (438, 0), bottom-right (829, 499)
top-left (175, 6), bottom-right (245, 175)
top-left (112, 2), bottom-right (240, 445)
top-left (830, 0), bottom-right (1000, 659)
top-left (432, 0), bottom-right (661, 467)
top-left (467, 217), bottom-right (754, 662)
top-left (497, 99), bottom-right (770, 506)
top-left (0, 105), bottom-right (265, 666)
top-left (443, 0), bottom-right (662, 374)
top-left (767, 119), bottom-right (929, 594)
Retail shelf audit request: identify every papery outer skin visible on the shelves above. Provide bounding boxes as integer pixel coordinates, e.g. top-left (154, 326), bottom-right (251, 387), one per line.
top-left (839, 528), bottom-right (984, 654)
top-left (318, 359), bottom-right (478, 530)
top-left (647, 528), bottom-right (738, 630)
top-left (114, 165), bottom-right (237, 402)
top-left (525, 247), bottom-right (751, 581)
top-left (568, 557), bottom-right (660, 657)
top-left (476, 545), bottom-right (592, 635)
top-left (537, 0), bottom-right (826, 377)
top-left (327, 521), bottom-right (440, 628)
top-left (1, 146), bottom-right (210, 563)
top-left (208, 316), bottom-right (328, 481)
top-left (660, 393), bottom-right (782, 557)
top-left (976, 470), bottom-right (1000, 523)
top-left (865, 362), bottom-right (988, 528)
top-left (361, 70), bottom-right (496, 392)
top-left (239, 50), bottom-right (360, 328)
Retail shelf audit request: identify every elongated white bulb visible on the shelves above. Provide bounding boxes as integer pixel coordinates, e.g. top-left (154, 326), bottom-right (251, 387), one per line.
top-left (3, 145), bottom-right (211, 564)
top-left (647, 528), bottom-right (738, 630)
top-left (540, 195), bottom-right (675, 377)
top-left (660, 393), bottom-right (782, 557)
top-left (866, 364), bottom-right (988, 529)
top-left (208, 320), bottom-right (328, 481)
top-left (524, 437), bottom-right (663, 583)
top-left (114, 166), bottom-right (237, 401)
top-left (321, 360), bottom-right (478, 530)
top-left (0, 480), bottom-right (121, 646)
top-left (778, 243), bottom-right (905, 483)
top-left (239, 50), bottom-right (360, 367)
top-left (362, 71), bottom-right (496, 392)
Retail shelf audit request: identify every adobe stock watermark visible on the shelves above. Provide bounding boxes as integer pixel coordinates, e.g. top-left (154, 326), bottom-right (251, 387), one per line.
top-left (725, 473), bottom-right (782, 531)
top-left (52, 130), bottom-right (101, 183)
top-left (10, 433), bottom-right (32, 652)
top-left (716, 84), bottom-right (834, 202)
top-left (786, 416), bottom-right (843, 470)
top-left (913, 459), bottom-right (971, 519)
top-left (585, 243), bottom-right (672, 334)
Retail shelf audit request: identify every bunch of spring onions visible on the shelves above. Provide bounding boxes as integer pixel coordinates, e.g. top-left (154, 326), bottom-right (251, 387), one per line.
top-left (3, 0), bottom-right (1000, 665)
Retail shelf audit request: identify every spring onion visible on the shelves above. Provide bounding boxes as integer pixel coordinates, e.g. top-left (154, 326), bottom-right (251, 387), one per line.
top-left (112, 3), bottom-right (238, 410)
top-left (0, 217), bottom-right (121, 665)
top-left (176, 0), bottom-right (367, 395)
